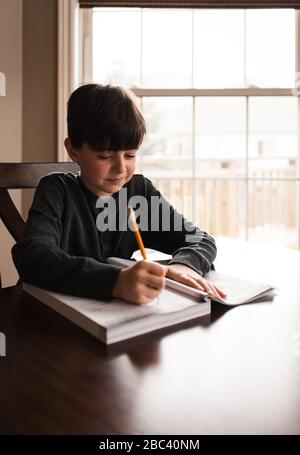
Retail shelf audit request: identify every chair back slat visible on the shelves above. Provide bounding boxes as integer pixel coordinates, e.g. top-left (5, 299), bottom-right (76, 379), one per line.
top-left (0, 162), bottom-right (80, 289)
top-left (0, 189), bottom-right (26, 241)
top-left (0, 162), bottom-right (79, 189)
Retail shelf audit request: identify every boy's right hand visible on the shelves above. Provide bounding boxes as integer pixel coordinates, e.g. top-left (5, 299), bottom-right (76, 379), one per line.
top-left (112, 260), bottom-right (166, 305)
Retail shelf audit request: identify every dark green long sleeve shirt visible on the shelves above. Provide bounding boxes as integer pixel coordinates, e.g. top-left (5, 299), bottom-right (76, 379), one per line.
top-left (12, 172), bottom-right (217, 301)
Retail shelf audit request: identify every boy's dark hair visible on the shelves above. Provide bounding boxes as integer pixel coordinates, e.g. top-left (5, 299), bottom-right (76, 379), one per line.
top-left (67, 83), bottom-right (146, 151)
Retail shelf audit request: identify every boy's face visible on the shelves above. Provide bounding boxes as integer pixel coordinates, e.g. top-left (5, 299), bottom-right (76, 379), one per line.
top-left (65, 139), bottom-right (137, 197)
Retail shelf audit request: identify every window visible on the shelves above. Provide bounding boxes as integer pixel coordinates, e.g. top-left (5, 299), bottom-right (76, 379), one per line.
top-left (79, 7), bottom-right (300, 249)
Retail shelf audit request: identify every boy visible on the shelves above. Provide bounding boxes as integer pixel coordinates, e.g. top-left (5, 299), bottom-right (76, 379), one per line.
top-left (12, 84), bottom-right (226, 305)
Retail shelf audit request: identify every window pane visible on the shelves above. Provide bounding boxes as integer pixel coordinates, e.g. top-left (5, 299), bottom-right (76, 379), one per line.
top-left (248, 180), bottom-right (298, 249)
top-left (193, 10), bottom-right (245, 88)
top-left (147, 179), bottom-right (246, 239)
top-left (142, 10), bottom-right (192, 88)
top-left (246, 9), bottom-right (295, 88)
top-left (195, 97), bottom-right (246, 177)
top-left (140, 97), bottom-right (193, 178)
top-left (91, 8), bottom-right (296, 89)
top-left (148, 177), bottom-right (194, 222)
top-left (93, 9), bottom-right (141, 86)
top-left (195, 180), bottom-right (246, 238)
top-left (248, 97), bottom-right (298, 178)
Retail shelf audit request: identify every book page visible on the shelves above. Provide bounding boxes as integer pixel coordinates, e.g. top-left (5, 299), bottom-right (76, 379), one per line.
top-left (132, 249), bottom-right (172, 261)
top-left (107, 256), bottom-right (275, 306)
top-left (205, 270), bottom-right (275, 306)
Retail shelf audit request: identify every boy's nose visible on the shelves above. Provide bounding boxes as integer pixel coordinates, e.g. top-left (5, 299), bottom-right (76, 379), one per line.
top-left (113, 155), bottom-right (126, 174)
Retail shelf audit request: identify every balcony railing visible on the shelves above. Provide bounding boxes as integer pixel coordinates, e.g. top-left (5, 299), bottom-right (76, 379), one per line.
top-left (142, 158), bottom-right (298, 248)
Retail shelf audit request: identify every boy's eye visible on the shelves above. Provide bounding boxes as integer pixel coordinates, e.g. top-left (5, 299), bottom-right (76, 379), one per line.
top-left (97, 153), bottom-right (136, 160)
top-left (97, 155), bottom-right (112, 160)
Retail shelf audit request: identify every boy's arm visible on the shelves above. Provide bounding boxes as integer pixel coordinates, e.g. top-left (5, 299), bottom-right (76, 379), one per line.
top-left (11, 176), bottom-right (122, 301)
top-left (142, 177), bottom-right (217, 277)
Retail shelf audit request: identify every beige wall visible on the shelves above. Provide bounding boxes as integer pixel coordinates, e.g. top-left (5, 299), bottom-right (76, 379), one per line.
top-left (0, 0), bottom-right (57, 287)
top-left (0, 0), bottom-right (23, 287)
top-left (22, 0), bottom-right (57, 217)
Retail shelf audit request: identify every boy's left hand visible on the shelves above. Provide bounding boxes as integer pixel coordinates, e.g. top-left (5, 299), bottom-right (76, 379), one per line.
top-left (166, 263), bottom-right (227, 300)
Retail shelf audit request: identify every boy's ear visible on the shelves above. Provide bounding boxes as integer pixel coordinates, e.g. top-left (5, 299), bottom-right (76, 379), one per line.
top-left (64, 137), bottom-right (80, 163)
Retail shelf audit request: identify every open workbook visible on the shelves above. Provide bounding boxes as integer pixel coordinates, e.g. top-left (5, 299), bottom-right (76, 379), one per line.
top-left (22, 252), bottom-right (275, 345)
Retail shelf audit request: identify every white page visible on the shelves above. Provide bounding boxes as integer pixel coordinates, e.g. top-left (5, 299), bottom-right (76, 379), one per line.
top-left (107, 256), bottom-right (275, 306)
top-left (132, 249), bottom-right (172, 261)
top-left (205, 270), bottom-right (275, 306)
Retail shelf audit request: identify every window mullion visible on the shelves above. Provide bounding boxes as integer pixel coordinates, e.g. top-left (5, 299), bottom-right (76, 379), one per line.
top-left (192, 96), bottom-right (196, 223)
top-left (246, 96), bottom-right (249, 242)
top-left (296, 9), bottom-right (300, 249)
top-left (132, 88), bottom-right (293, 97)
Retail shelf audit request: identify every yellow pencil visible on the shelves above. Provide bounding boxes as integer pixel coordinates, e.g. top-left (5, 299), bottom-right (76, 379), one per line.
top-left (128, 207), bottom-right (147, 260)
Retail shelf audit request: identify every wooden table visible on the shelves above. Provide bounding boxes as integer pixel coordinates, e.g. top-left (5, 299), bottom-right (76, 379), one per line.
top-left (0, 238), bottom-right (300, 434)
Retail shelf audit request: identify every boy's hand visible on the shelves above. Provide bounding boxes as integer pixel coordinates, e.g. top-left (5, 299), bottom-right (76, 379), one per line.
top-left (112, 260), bottom-right (166, 305)
top-left (166, 263), bottom-right (227, 300)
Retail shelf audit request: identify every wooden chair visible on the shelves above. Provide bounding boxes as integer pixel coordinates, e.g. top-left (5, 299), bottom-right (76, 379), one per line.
top-left (0, 162), bottom-right (79, 288)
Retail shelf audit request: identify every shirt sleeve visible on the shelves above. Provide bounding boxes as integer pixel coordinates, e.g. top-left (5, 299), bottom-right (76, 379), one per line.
top-left (11, 175), bottom-right (122, 301)
top-left (141, 177), bottom-right (217, 276)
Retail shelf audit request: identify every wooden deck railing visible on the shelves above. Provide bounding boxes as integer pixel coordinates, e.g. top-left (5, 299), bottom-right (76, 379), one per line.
top-left (146, 161), bottom-right (298, 247)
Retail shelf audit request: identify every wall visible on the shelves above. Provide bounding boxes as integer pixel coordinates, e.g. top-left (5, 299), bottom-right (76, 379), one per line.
top-left (0, 0), bottom-right (58, 286)
top-left (0, 0), bottom-right (23, 287)
top-left (22, 0), bottom-right (57, 216)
